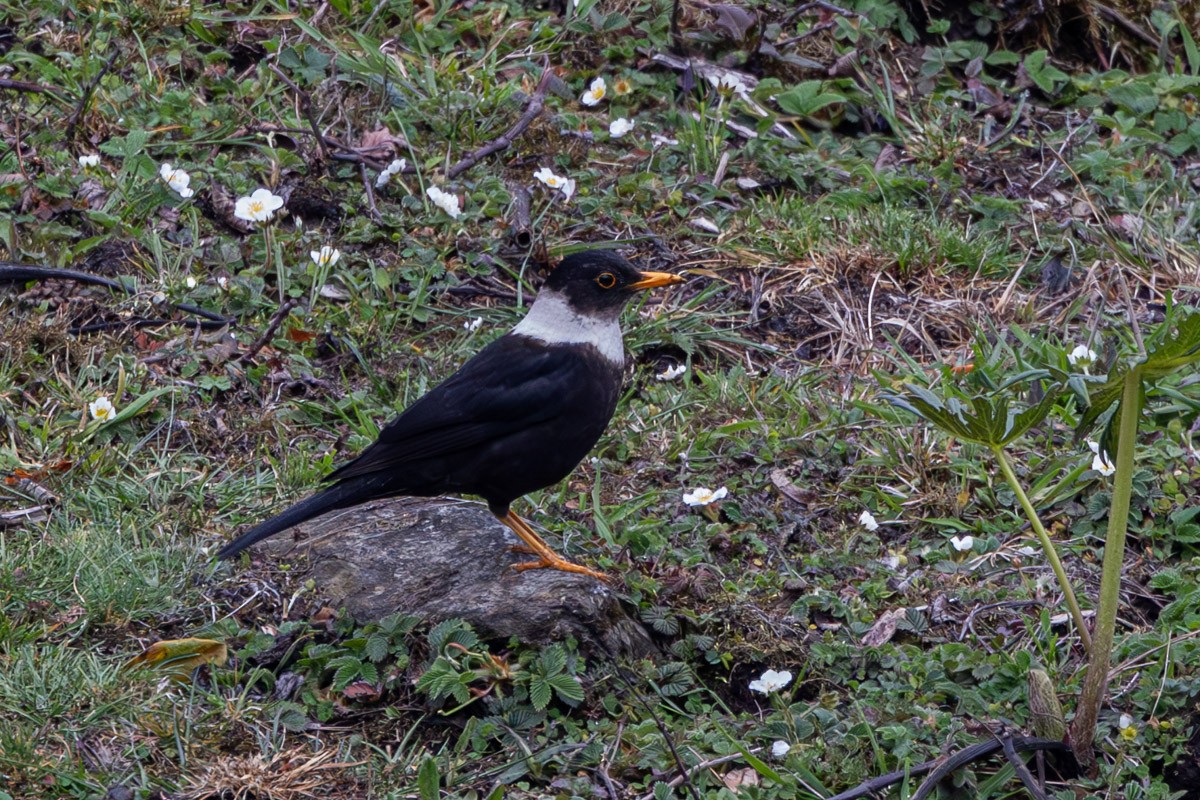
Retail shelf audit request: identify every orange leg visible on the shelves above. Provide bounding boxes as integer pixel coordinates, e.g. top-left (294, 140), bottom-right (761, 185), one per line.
top-left (497, 510), bottom-right (608, 582)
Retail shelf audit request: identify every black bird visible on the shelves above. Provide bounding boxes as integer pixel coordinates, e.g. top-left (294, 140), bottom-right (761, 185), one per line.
top-left (218, 250), bottom-right (683, 580)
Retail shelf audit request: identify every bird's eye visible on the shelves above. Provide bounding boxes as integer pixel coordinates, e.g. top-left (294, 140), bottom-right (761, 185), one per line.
top-left (596, 272), bottom-right (617, 289)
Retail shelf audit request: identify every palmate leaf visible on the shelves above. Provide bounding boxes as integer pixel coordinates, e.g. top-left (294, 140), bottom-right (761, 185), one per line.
top-left (886, 382), bottom-right (1061, 447)
top-left (1077, 306), bottom-right (1200, 447)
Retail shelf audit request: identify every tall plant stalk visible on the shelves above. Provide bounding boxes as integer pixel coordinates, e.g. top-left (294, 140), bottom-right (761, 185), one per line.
top-left (1069, 369), bottom-right (1142, 774)
top-left (991, 445), bottom-right (1092, 654)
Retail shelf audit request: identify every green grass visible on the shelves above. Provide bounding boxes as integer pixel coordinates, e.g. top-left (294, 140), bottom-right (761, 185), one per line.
top-left (2, 0), bottom-right (1200, 797)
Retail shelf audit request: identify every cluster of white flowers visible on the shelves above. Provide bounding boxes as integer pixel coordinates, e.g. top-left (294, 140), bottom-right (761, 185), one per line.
top-left (375, 158), bottom-right (407, 188)
top-left (234, 188), bottom-right (284, 223)
top-left (160, 163), bottom-right (195, 198)
top-left (533, 167), bottom-right (576, 201)
top-left (425, 185), bottom-right (462, 219)
top-left (78, 154), bottom-right (101, 169)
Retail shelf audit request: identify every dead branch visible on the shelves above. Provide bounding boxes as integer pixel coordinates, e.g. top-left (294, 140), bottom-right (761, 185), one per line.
top-left (239, 298), bottom-right (300, 363)
top-left (446, 64), bottom-right (552, 180)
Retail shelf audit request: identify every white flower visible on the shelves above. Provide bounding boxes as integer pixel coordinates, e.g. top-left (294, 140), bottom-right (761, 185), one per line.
top-left (656, 364), bottom-right (686, 381)
top-left (310, 245), bottom-right (341, 268)
top-left (217, 276), bottom-right (229, 290)
top-left (376, 158), bottom-right (407, 188)
top-left (859, 510), bottom-right (879, 531)
top-left (707, 72), bottom-right (749, 96)
top-left (184, 275), bottom-right (197, 289)
top-left (1118, 713), bottom-right (1138, 741)
top-left (1088, 441), bottom-right (1115, 476)
top-left (559, 177), bottom-right (576, 201)
top-left (89, 396), bottom-right (116, 423)
top-left (748, 669), bottom-right (792, 694)
top-left (425, 185), bottom-right (461, 219)
top-left (464, 317), bottom-right (483, 332)
top-left (78, 154), bottom-right (100, 168)
top-left (234, 188), bottom-right (284, 222)
top-left (159, 163), bottom-right (195, 198)
top-left (1017, 546), bottom-right (1038, 557)
top-left (683, 486), bottom-right (728, 506)
top-left (950, 535), bottom-right (974, 552)
top-left (771, 741), bottom-right (791, 758)
top-left (609, 117), bottom-right (634, 138)
top-left (581, 77), bottom-right (607, 106)
top-left (1068, 344), bottom-right (1097, 370)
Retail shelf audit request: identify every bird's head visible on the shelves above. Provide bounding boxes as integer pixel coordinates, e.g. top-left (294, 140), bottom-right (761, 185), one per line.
top-left (542, 250), bottom-right (683, 317)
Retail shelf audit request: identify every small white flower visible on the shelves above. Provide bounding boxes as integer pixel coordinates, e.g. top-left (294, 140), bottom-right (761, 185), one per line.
top-left (1118, 714), bottom-right (1138, 741)
top-left (89, 396), bottom-right (116, 423)
top-left (581, 76), bottom-right (607, 106)
top-left (375, 170), bottom-right (394, 188)
top-left (234, 188), bottom-right (284, 222)
top-left (609, 117), bottom-right (634, 138)
top-left (1068, 344), bottom-right (1098, 370)
top-left (78, 154), bottom-right (100, 168)
top-left (656, 364), bottom-right (686, 381)
top-left (859, 510), bottom-right (879, 531)
top-left (1088, 441), bottom-right (1116, 476)
top-left (217, 276), bottom-right (229, 290)
top-left (707, 72), bottom-right (749, 96)
top-left (425, 185), bottom-right (462, 219)
top-left (464, 317), bottom-right (483, 332)
top-left (184, 275), bottom-right (197, 289)
top-left (310, 245), bottom-right (341, 268)
top-left (683, 486), bottom-right (728, 506)
top-left (748, 669), bottom-right (792, 694)
top-left (950, 535), bottom-right (974, 552)
top-left (1017, 546), bottom-right (1038, 557)
top-left (160, 163), bottom-right (195, 198)
top-left (376, 158), bottom-right (407, 188)
top-left (771, 741), bottom-right (791, 758)
top-left (533, 167), bottom-right (576, 201)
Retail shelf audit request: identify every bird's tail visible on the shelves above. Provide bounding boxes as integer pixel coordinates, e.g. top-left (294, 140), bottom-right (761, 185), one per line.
top-left (217, 481), bottom-right (367, 559)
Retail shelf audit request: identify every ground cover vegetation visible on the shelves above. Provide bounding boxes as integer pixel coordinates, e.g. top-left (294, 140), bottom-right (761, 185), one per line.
top-left (2, 0), bottom-right (1200, 797)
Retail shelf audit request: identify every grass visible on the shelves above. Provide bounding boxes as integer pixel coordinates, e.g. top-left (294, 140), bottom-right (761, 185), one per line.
top-left (3, 0), bottom-right (1200, 797)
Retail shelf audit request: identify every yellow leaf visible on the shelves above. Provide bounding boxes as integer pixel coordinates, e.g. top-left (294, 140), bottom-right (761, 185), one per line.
top-left (125, 637), bottom-right (228, 676)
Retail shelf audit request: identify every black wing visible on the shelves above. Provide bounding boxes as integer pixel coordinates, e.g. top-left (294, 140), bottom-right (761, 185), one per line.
top-left (326, 335), bottom-right (602, 483)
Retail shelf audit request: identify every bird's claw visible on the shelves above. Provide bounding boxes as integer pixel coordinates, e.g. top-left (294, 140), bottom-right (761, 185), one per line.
top-left (512, 556), bottom-right (609, 582)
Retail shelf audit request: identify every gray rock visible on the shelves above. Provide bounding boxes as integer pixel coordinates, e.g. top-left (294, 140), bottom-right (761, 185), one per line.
top-left (255, 497), bottom-right (656, 659)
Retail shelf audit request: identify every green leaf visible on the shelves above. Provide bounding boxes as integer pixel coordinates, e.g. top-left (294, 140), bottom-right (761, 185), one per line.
top-left (547, 673), bottom-right (585, 704)
top-left (528, 678), bottom-right (552, 710)
top-left (417, 755), bottom-right (440, 800)
top-left (775, 80), bottom-right (845, 117)
top-left (364, 634), bottom-right (389, 663)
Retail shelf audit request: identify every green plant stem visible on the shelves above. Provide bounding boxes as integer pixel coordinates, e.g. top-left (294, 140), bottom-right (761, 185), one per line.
top-left (991, 445), bottom-right (1092, 654)
top-left (1070, 368), bottom-right (1142, 774)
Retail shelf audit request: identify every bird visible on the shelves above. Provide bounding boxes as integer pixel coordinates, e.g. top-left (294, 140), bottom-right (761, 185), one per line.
top-left (217, 250), bottom-right (684, 581)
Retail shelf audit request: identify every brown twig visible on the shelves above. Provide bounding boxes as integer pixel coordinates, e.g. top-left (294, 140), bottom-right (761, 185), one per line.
top-left (0, 77), bottom-right (72, 102)
top-left (359, 162), bottom-right (384, 224)
top-left (446, 64), bottom-right (552, 180)
top-left (1002, 734), bottom-right (1050, 800)
top-left (1096, 4), bottom-right (1159, 49)
top-left (507, 183), bottom-right (533, 248)
top-left (239, 298), bottom-right (300, 363)
top-left (826, 736), bottom-right (1073, 800)
top-left (65, 51), bottom-right (119, 144)
top-left (268, 63), bottom-right (333, 167)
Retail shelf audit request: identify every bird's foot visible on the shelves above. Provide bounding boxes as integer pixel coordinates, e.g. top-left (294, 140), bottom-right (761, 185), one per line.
top-left (512, 555), bottom-right (608, 582)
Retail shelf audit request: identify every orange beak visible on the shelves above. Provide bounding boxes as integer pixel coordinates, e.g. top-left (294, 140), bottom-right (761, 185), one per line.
top-left (629, 271), bottom-right (685, 290)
